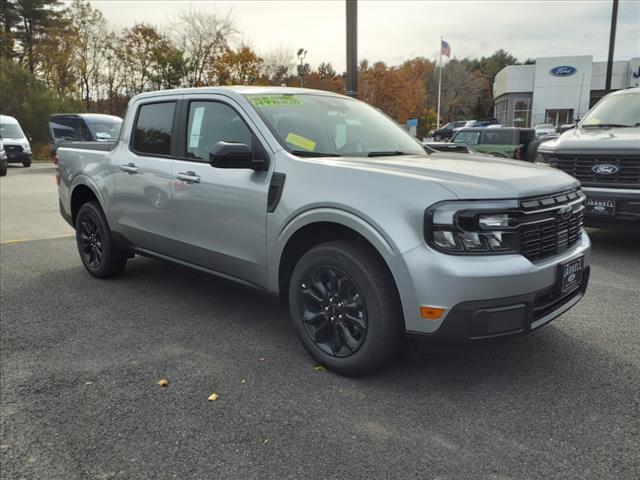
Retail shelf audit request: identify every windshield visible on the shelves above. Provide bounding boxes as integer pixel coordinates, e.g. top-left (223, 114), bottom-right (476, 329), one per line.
top-left (87, 121), bottom-right (121, 141)
top-left (581, 91), bottom-right (640, 127)
top-left (245, 94), bottom-right (426, 158)
top-left (0, 123), bottom-right (25, 139)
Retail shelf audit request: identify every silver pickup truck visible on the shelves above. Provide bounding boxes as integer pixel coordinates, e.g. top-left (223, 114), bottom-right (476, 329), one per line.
top-left (57, 87), bottom-right (590, 375)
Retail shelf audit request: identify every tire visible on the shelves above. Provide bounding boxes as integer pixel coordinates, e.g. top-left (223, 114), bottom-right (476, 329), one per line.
top-left (288, 240), bottom-right (403, 376)
top-left (22, 159), bottom-right (31, 168)
top-left (523, 139), bottom-right (541, 162)
top-left (0, 165), bottom-right (6, 176)
top-left (75, 201), bottom-right (127, 278)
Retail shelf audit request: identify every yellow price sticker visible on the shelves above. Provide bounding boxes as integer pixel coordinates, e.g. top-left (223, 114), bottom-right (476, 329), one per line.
top-left (285, 132), bottom-right (316, 151)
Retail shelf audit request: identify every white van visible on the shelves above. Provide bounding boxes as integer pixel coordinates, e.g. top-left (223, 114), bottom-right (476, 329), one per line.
top-left (0, 115), bottom-right (32, 167)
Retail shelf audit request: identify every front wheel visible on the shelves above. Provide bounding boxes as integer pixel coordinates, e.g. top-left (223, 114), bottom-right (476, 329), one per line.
top-left (22, 159), bottom-right (31, 168)
top-left (288, 240), bottom-right (403, 376)
top-left (75, 201), bottom-right (127, 278)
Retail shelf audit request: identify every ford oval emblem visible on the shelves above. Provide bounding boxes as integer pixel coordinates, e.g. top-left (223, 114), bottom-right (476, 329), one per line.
top-left (592, 164), bottom-right (619, 175)
top-left (550, 66), bottom-right (577, 77)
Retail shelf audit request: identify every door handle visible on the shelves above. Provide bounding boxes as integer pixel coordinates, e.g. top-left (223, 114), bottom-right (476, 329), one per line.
top-left (120, 163), bottom-right (138, 174)
top-left (176, 171), bottom-right (201, 183)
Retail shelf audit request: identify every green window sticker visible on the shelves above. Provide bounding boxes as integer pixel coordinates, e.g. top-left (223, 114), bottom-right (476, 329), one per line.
top-left (249, 95), bottom-right (304, 108)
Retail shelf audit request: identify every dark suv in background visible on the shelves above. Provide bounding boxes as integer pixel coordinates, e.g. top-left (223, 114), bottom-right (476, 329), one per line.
top-left (49, 113), bottom-right (122, 158)
top-left (430, 121), bottom-right (467, 141)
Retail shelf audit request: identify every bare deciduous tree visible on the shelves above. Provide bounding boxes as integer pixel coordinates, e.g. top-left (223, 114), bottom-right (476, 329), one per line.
top-left (172, 9), bottom-right (237, 87)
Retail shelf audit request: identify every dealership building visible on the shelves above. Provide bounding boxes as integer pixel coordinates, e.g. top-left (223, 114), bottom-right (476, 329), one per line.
top-left (493, 55), bottom-right (640, 128)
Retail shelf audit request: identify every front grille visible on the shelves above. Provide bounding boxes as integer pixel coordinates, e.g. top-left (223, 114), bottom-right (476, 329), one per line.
top-left (517, 189), bottom-right (585, 262)
top-left (4, 145), bottom-right (23, 154)
top-left (548, 155), bottom-right (640, 186)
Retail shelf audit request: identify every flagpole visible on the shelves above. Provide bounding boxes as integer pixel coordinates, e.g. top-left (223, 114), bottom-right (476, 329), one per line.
top-left (437, 35), bottom-right (442, 130)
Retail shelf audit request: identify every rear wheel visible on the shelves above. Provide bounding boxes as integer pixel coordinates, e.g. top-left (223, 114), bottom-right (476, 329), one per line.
top-left (288, 240), bottom-right (402, 376)
top-left (75, 201), bottom-right (127, 278)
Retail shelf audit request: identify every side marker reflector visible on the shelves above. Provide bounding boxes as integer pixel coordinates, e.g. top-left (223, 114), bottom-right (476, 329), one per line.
top-left (420, 306), bottom-right (445, 320)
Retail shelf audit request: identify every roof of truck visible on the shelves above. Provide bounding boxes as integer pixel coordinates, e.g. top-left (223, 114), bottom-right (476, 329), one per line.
top-left (132, 86), bottom-right (348, 102)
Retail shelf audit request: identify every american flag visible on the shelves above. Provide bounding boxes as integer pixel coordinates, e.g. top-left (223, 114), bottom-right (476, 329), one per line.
top-left (441, 40), bottom-right (451, 58)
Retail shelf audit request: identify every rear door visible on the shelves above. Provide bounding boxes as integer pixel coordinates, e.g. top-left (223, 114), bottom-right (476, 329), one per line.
top-left (476, 130), bottom-right (517, 158)
top-left (113, 100), bottom-right (178, 254)
top-left (170, 96), bottom-right (271, 286)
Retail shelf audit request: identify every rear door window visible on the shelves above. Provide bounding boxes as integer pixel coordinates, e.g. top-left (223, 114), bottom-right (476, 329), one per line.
top-left (132, 102), bottom-right (176, 155)
top-left (482, 131), bottom-right (514, 145)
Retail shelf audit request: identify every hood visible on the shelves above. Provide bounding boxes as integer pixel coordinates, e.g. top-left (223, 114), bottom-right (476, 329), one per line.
top-left (539, 126), bottom-right (640, 153)
top-left (316, 153), bottom-right (579, 200)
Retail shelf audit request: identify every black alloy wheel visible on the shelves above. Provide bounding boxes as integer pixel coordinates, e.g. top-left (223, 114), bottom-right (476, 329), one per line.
top-left (299, 267), bottom-right (368, 357)
top-left (75, 201), bottom-right (127, 278)
top-left (78, 213), bottom-right (104, 269)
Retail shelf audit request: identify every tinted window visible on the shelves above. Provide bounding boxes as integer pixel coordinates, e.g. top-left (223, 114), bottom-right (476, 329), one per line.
top-left (133, 102), bottom-right (176, 155)
top-left (186, 101), bottom-right (252, 160)
top-left (453, 131), bottom-right (480, 145)
top-left (482, 131), bottom-right (514, 145)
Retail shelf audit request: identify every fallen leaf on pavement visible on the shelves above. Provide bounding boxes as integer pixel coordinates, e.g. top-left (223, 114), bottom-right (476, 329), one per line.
top-left (158, 379), bottom-right (169, 387)
top-left (314, 365), bottom-right (326, 372)
top-left (208, 393), bottom-right (220, 402)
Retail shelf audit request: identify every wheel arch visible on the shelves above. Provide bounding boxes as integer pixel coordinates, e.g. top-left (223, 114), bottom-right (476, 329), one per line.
top-left (273, 209), bottom-right (401, 305)
top-left (70, 179), bottom-right (105, 226)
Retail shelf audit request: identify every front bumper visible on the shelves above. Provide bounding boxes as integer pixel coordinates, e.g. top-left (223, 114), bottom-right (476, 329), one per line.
top-left (6, 152), bottom-right (31, 163)
top-left (582, 187), bottom-right (640, 227)
top-left (390, 231), bottom-right (591, 337)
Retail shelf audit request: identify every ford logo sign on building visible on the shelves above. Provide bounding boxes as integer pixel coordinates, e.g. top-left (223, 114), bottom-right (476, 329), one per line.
top-left (550, 66), bottom-right (577, 77)
top-left (592, 164), bottom-right (619, 175)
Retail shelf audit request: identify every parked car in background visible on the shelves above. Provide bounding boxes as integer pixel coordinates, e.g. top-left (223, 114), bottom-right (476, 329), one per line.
top-left (535, 123), bottom-right (557, 138)
top-left (1, 141), bottom-right (7, 176)
top-left (451, 127), bottom-right (537, 161)
top-left (538, 87), bottom-right (640, 229)
top-left (0, 115), bottom-right (32, 168)
top-left (57, 86), bottom-right (590, 376)
top-left (49, 113), bottom-right (122, 158)
top-left (429, 120), bottom-right (466, 141)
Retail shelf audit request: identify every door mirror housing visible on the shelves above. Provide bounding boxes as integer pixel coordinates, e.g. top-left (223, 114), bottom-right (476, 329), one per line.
top-left (558, 124), bottom-right (575, 134)
top-left (208, 141), bottom-right (268, 171)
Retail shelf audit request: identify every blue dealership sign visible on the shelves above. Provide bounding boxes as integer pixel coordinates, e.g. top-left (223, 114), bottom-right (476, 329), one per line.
top-left (550, 66), bottom-right (577, 77)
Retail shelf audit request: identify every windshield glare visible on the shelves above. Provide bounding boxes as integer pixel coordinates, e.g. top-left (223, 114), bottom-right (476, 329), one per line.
top-left (245, 94), bottom-right (426, 158)
top-left (0, 123), bottom-right (25, 139)
top-left (581, 92), bottom-right (639, 127)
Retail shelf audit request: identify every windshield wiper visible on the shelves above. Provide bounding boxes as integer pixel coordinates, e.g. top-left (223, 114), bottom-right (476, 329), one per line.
top-left (367, 151), bottom-right (409, 157)
top-left (582, 123), bottom-right (633, 129)
top-left (290, 150), bottom-right (341, 157)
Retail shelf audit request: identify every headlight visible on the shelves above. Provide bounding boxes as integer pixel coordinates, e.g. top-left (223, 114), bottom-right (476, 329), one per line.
top-left (425, 200), bottom-right (520, 255)
top-left (23, 142), bottom-right (31, 153)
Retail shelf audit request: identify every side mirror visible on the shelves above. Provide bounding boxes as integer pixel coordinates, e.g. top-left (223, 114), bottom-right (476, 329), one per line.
top-left (208, 141), bottom-right (267, 171)
top-left (558, 124), bottom-right (575, 134)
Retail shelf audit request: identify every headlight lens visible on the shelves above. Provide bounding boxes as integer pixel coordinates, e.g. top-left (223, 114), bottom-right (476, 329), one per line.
top-left (425, 200), bottom-right (520, 255)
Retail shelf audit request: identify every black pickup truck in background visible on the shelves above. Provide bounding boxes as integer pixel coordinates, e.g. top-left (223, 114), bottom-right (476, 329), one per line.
top-left (49, 113), bottom-right (122, 159)
top-left (538, 87), bottom-right (640, 229)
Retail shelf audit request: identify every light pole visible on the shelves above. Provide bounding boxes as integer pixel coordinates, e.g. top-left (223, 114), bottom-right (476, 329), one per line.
top-left (346, 0), bottom-right (357, 97)
top-left (605, 0), bottom-right (619, 93)
top-left (297, 48), bottom-right (307, 88)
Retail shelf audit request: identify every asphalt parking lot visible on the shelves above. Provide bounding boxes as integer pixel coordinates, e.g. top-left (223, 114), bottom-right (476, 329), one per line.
top-left (1, 164), bottom-right (639, 479)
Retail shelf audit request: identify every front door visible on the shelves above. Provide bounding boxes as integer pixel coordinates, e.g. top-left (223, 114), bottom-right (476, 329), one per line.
top-left (171, 98), bottom-right (271, 286)
top-left (113, 101), bottom-right (177, 254)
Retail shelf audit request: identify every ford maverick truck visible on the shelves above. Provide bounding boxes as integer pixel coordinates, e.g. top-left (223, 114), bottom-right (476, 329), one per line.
top-left (57, 87), bottom-right (591, 375)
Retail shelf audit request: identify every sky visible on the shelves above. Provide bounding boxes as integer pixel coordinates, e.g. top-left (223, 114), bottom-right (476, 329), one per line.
top-left (86, 0), bottom-right (640, 71)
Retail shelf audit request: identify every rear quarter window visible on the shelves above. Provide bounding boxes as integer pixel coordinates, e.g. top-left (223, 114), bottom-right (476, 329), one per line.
top-left (482, 131), bottom-right (514, 145)
top-left (132, 102), bottom-right (176, 155)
